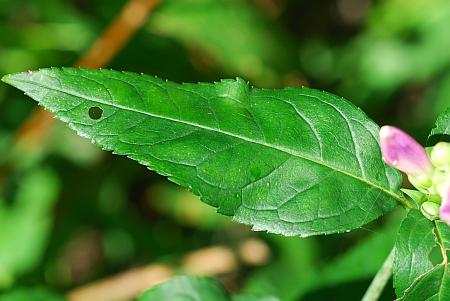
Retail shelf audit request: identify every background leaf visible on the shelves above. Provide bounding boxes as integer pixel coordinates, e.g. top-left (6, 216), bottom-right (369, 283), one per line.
top-left (397, 264), bottom-right (450, 301)
top-left (393, 211), bottom-right (450, 299)
top-left (2, 67), bottom-right (404, 237)
top-left (0, 168), bottom-right (59, 288)
top-left (138, 276), bottom-right (229, 301)
top-left (393, 210), bottom-right (436, 297)
top-left (138, 276), bottom-right (279, 301)
top-left (435, 220), bottom-right (450, 249)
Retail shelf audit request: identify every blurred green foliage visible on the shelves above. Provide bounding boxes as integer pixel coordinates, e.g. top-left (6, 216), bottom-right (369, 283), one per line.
top-left (0, 0), bottom-right (448, 300)
top-left (147, 0), bottom-right (297, 86)
top-left (0, 169), bottom-right (58, 288)
top-left (0, 287), bottom-right (63, 301)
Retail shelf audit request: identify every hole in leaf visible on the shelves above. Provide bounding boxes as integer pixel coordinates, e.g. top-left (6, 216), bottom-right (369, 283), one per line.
top-left (88, 106), bottom-right (103, 120)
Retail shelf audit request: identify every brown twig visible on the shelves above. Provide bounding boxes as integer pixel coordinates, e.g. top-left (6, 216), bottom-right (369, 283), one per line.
top-left (75, 0), bottom-right (160, 69)
top-left (13, 0), bottom-right (160, 151)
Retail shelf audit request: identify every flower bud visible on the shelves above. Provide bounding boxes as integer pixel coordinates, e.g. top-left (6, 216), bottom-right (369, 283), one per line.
top-left (408, 174), bottom-right (433, 191)
top-left (436, 178), bottom-right (450, 197)
top-left (379, 126), bottom-right (433, 176)
top-left (421, 201), bottom-right (440, 221)
top-left (439, 183), bottom-right (450, 225)
top-left (431, 142), bottom-right (450, 170)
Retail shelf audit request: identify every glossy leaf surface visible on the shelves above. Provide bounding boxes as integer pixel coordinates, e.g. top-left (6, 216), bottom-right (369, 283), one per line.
top-left (2, 68), bottom-right (404, 237)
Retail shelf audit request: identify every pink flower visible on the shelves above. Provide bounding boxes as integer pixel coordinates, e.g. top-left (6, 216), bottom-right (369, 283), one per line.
top-left (440, 183), bottom-right (450, 225)
top-left (379, 126), bottom-right (433, 176)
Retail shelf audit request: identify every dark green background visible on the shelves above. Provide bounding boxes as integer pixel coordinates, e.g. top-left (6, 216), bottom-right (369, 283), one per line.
top-left (0, 0), bottom-right (449, 300)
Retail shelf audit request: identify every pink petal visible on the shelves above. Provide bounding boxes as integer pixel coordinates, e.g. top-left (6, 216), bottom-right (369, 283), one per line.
top-left (439, 183), bottom-right (450, 225)
top-left (379, 126), bottom-right (433, 176)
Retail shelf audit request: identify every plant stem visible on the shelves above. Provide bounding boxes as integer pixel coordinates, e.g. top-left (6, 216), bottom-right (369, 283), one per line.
top-left (361, 248), bottom-right (395, 301)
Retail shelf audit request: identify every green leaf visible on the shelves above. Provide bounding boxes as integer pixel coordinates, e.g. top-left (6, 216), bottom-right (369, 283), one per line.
top-left (435, 220), bottom-right (450, 250)
top-left (397, 264), bottom-right (450, 301)
top-left (394, 211), bottom-right (450, 299)
top-left (0, 168), bottom-right (59, 288)
top-left (2, 67), bottom-right (405, 237)
top-left (429, 107), bottom-right (450, 145)
top-left (138, 276), bottom-right (229, 301)
top-left (393, 210), bottom-right (436, 297)
top-left (138, 276), bottom-right (278, 301)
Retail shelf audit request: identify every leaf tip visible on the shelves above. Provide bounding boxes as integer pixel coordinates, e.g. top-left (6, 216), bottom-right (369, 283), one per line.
top-left (1, 70), bottom-right (36, 87)
top-left (1, 73), bottom-right (14, 85)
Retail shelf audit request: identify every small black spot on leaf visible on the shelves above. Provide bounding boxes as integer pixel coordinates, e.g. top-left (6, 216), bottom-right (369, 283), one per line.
top-left (89, 106), bottom-right (103, 120)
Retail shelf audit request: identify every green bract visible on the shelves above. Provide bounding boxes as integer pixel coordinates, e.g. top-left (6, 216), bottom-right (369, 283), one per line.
top-left (2, 67), bottom-right (404, 237)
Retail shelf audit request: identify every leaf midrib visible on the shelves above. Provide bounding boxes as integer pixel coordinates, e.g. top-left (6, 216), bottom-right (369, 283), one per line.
top-left (11, 76), bottom-right (407, 206)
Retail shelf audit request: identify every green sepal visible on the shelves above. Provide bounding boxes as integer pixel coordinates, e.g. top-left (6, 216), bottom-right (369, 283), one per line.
top-left (401, 189), bottom-right (426, 206)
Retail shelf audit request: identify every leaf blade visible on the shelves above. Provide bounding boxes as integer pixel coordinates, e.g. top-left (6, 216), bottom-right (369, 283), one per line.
top-left (393, 210), bottom-right (436, 297)
top-left (138, 276), bottom-right (229, 301)
top-left (2, 68), bottom-right (404, 236)
top-left (138, 276), bottom-right (279, 301)
top-left (397, 264), bottom-right (450, 301)
top-left (435, 220), bottom-right (450, 250)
